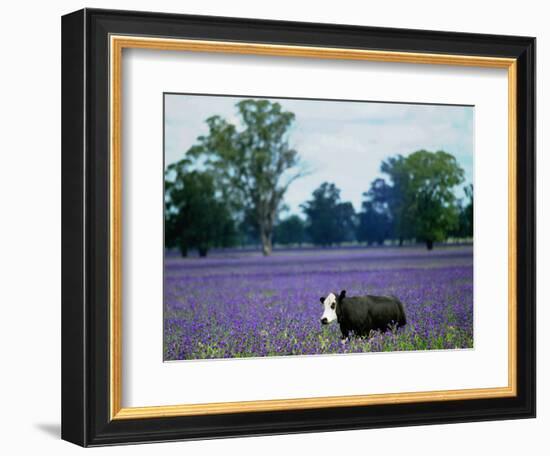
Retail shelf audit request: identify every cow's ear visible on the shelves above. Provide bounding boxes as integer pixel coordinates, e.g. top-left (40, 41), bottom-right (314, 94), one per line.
top-left (339, 290), bottom-right (346, 300)
top-left (320, 297), bottom-right (325, 304)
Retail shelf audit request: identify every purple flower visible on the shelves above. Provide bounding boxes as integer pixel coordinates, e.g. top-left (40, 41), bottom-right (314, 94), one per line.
top-left (164, 246), bottom-right (473, 360)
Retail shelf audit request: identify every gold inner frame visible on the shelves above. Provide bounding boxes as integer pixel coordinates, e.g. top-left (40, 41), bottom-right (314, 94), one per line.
top-left (109, 35), bottom-right (518, 420)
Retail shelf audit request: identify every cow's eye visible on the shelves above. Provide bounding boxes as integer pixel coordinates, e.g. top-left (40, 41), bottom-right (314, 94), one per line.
top-left (331, 303), bottom-right (335, 310)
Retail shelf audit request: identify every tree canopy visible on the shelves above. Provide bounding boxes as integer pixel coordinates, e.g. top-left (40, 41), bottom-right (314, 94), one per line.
top-left (452, 184), bottom-right (474, 239)
top-left (165, 160), bottom-right (236, 257)
top-left (378, 150), bottom-right (465, 249)
top-left (356, 178), bottom-right (393, 245)
top-left (301, 182), bottom-right (355, 246)
top-left (274, 215), bottom-right (307, 246)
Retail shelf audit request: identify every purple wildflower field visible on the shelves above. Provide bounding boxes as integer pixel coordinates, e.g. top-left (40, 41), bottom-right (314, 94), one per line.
top-left (164, 246), bottom-right (473, 360)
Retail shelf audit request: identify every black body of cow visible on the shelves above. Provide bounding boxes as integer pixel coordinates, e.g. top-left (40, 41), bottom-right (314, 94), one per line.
top-left (336, 291), bottom-right (406, 339)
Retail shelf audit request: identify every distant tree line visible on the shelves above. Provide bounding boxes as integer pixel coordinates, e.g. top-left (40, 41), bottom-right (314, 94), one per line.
top-left (273, 150), bottom-right (473, 251)
top-left (165, 99), bottom-right (473, 256)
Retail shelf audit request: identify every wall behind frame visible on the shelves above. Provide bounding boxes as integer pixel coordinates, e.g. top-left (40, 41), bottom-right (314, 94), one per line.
top-left (0, 0), bottom-right (543, 455)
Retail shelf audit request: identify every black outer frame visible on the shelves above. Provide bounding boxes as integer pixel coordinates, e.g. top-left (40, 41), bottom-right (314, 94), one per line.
top-left (61, 8), bottom-right (536, 447)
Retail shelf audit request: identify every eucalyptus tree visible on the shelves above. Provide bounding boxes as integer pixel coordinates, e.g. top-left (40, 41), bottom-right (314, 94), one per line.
top-left (189, 99), bottom-right (306, 255)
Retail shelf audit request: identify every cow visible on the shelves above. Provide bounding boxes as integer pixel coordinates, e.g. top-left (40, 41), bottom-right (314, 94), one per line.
top-left (320, 290), bottom-right (406, 339)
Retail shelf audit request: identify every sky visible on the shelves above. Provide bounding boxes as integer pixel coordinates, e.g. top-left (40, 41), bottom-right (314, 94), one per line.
top-left (165, 94), bottom-right (474, 217)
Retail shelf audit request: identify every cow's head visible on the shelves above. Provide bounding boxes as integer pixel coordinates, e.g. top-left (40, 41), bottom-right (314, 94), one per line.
top-left (319, 290), bottom-right (346, 325)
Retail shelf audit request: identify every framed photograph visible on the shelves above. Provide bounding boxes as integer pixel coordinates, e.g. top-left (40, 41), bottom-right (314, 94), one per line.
top-left (61, 8), bottom-right (535, 447)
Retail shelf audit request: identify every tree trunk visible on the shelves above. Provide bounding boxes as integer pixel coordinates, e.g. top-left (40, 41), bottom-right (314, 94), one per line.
top-left (399, 237), bottom-right (404, 247)
top-left (179, 244), bottom-right (188, 257)
top-left (426, 239), bottom-right (434, 250)
top-left (260, 230), bottom-right (272, 256)
top-left (198, 246), bottom-right (208, 257)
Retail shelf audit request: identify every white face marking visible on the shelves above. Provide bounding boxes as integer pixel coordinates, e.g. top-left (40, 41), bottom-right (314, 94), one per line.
top-left (321, 293), bottom-right (338, 324)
